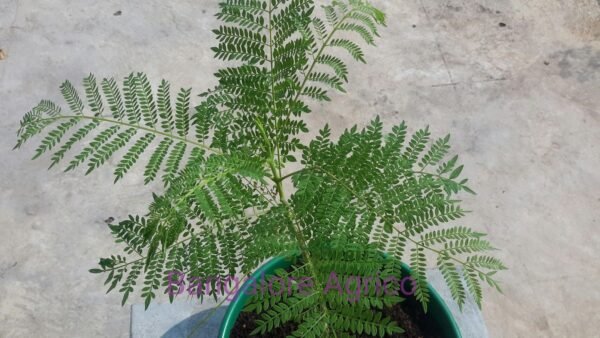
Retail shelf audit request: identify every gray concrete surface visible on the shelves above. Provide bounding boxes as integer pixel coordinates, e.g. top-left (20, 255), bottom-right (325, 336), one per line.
top-left (1, 0), bottom-right (599, 337)
top-left (131, 298), bottom-right (227, 338)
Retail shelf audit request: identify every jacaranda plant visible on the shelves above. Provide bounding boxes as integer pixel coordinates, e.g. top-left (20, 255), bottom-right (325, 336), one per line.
top-left (15, 0), bottom-right (506, 336)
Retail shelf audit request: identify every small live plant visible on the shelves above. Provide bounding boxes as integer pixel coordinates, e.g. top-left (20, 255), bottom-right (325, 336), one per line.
top-left (15, 0), bottom-right (506, 336)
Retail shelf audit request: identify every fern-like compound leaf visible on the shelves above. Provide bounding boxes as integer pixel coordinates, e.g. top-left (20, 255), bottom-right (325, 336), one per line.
top-left (65, 125), bottom-right (120, 172)
top-left (144, 138), bottom-right (174, 184)
top-left (410, 245), bottom-right (430, 312)
top-left (60, 80), bottom-right (84, 114)
top-left (157, 80), bottom-right (174, 133)
top-left (464, 265), bottom-right (483, 308)
top-left (123, 74), bottom-right (142, 125)
top-left (17, 73), bottom-right (214, 184)
top-left (162, 142), bottom-right (187, 185)
top-left (87, 128), bottom-right (137, 175)
top-left (306, 71), bottom-right (345, 92)
top-left (403, 126), bottom-right (431, 166)
top-left (37, 99), bottom-right (63, 117)
top-left (419, 134), bottom-right (451, 169)
top-left (32, 118), bottom-right (79, 160)
top-left (329, 38), bottom-right (366, 63)
top-left (83, 73), bottom-right (105, 116)
top-left (438, 255), bottom-right (466, 309)
top-left (338, 22), bottom-right (375, 45)
top-left (49, 121), bottom-right (100, 169)
top-left (420, 226), bottom-right (485, 246)
top-left (135, 73), bottom-right (159, 128)
top-left (102, 77), bottom-right (126, 120)
top-left (113, 133), bottom-right (156, 182)
top-left (141, 252), bottom-right (164, 309)
top-left (316, 54), bottom-right (348, 82)
top-left (175, 88), bottom-right (191, 138)
top-left (466, 255), bottom-right (508, 271)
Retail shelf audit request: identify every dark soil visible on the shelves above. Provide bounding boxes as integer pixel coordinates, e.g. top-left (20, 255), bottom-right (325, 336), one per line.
top-left (230, 310), bottom-right (297, 337)
top-left (231, 295), bottom-right (443, 338)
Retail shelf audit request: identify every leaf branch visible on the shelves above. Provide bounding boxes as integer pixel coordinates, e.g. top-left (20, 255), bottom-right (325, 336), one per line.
top-left (37, 114), bottom-right (222, 154)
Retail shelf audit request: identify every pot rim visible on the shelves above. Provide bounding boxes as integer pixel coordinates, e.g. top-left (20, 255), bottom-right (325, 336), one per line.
top-left (218, 254), bottom-right (462, 338)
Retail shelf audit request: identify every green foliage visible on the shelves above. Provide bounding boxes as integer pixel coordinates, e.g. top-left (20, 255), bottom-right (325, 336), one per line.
top-left (244, 240), bottom-right (405, 337)
top-left (293, 117), bottom-right (505, 311)
top-left (15, 72), bottom-right (212, 185)
top-left (16, 0), bottom-right (505, 336)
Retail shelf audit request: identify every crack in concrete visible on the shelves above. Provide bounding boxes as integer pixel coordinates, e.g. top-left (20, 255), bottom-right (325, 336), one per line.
top-left (0, 261), bottom-right (18, 279)
top-left (431, 77), bottom-right (508, 88)
top-left (418, 0), bottom-right (457, 91)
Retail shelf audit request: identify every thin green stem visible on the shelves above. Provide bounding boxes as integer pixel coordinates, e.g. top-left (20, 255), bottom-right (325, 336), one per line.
top-left (39, 114), bottom-right (221, 154)
top-left (277, 167), bottom-right (309, 182)
top-left (266, 1), bottom-right (283, 181)
top-left (300, 312), bottom-right (328, 338)
top-left (99, 236), bottom-right (194, 272)
top-left (271, 164), bottom-right (338, 337)
top-left (292, 10), bottom-right (355, 104)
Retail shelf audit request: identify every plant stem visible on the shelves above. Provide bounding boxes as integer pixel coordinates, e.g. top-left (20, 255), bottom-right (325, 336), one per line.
top-left (266, 1), bottom-right (283, 181)
top-left (100, 236), bottom-right (194, 272)
top-left (270, 164), bottom-right (337, 337)
top-left (276, 167), bottom-right (308, 182)
top-left (292, 10), bottom-right (355, 104)
top-left (40, 114), bottom-right (221, 154)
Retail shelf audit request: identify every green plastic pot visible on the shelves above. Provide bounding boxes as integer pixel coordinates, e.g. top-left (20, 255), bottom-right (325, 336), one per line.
top-left (218, 255), bottom-right (461, 337)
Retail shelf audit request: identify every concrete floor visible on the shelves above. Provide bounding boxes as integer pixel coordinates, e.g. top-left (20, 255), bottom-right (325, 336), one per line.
top-left (1, 0), bottom-right (599, 337)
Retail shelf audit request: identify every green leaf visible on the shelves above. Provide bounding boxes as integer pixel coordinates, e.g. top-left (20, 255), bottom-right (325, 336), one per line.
top-left (329, 38), bottom-right (366, 63)
top-left (83, 73), bottom-right (104, 116)
top-left (60, 80), bottom-right (84, 114)
top-left (449, 165), bottom-right (464, 179)
top-left (143, 138), bottom-right (173, 184)
top-left (175, 88), bottom-right (191, 138)
top-left (102, 77), bottom-right (126, 120)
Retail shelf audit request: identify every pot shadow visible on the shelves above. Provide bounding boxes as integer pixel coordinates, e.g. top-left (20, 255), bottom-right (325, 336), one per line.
top-left (161, 306), bottom-right (228, 338)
